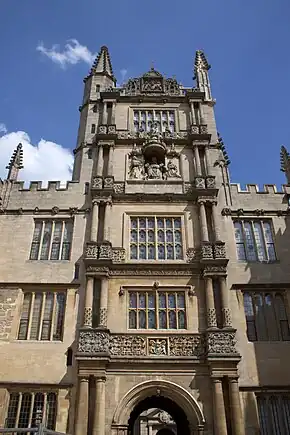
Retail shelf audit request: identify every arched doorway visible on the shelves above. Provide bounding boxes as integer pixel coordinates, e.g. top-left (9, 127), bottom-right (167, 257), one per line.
top-left (112, 380), bottom-right (205, 435)
top-left (128, 396), bottom-right (187, 435)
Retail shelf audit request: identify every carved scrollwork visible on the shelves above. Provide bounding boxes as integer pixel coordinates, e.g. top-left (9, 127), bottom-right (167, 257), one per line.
top-left (201, 242), bottom-right (214, 260)
top-left (114, 183), bottom-right (125, 194)
top-left (110, 335), bottom-right (146, 356)
top-left (86, 244), bottom-right (99, 259)
top-left (78, 331), bottom-right (110, 353)
top-left (99, 242), bottom-right (113, 260)
top-left (112, 248), bottom-right (126, 263)
top-left (169, 336), bottom-right (204, 357)
top-left (206, 176), bottom-right (216, 189)
top-left (213, 242), bottom-right (226, 259)
top-left (203, 265), bottom-right (227, 277)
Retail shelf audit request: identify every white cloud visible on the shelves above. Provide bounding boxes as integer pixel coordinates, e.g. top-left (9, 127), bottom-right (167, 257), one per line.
top-left (0, 130), bottom-right (74, 185)
top-left (0, 123), bottom-right (7, 135)
top-left (36, 39), bottom-right (96, 68)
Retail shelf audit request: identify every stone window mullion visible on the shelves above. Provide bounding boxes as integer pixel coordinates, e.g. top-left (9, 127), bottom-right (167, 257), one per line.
top-left (58, 221), bottom-right (65, 260)
top-left (27, 292), bottom-right (35, 340)
top-left (50, 293), bottom-right (58, 341)
top-left (38, 293), bottom-right (46, 341)
top-left (37, 221), bottom-right (45, 260)
top-left (28, 393), bottom-right (35, 428)
top-left (260, 220), bottom-right (269, 261)
top-left (48, 221), bottom-right (55, 260)
top-left (15, 392), bottom-right (22, 427)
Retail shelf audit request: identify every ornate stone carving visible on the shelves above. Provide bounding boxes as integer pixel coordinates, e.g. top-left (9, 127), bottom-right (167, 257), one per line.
top-left (69, 207), bottom-right (78, 216)
top-left (51, 206), bottom-right (59, 215)
top-left (164, 131), bottom-right (188, 140)
top-left (186, 248), bottom-right (199, 262)
top-left (83, 307), bottom-right (92, 327)
top-left (199, 125), bottom-right (208, 134)
top-left (86, 266), bottom-right (194, 276)
top-left (112, 248), bottom-right (126, 262)
top-left (201, 242), bottom-right (214, 260)
top-left (169, 335), bottom-right (204, 357)
top-left (207, 308), bottom-right (217, 328)
top-left (166, 160), bottom-right (181, 178)
top-left (98, 125), bottom-right (107, 134)
top-left (86, 243), bottom-right (99, 259)
top-left (99, 308), bottom-right (108, 327)
top-left (107, 125), bottom-right (116, 134)
top-left (124, 70), bottom-right (180, 96)
top-left (222, 208), bottom-right (232, 216)
top-left (104, 177), bottom-right (114, 189)
top-left (117, 131), bottom-right (137, 140)
top-left (183, 183), bottom-right (194, 194)
top-left (99, 242), bottom-right (112, 260)
top-left (206, 331), bottom-right (238, 355)
top-left (194, 177), bottom-right (205, 189)
top-left (190, 125), bottom-right (199, 135)
top-left (213, 242), bottom-right (226, 259)
top-left (92, 176), bottom-right (103, 189)
top-left (158, 411), bottom-right (173, 425)
top-left (114, 183), bottom-right (125, 194)
top-left (33, 207), bottom-right (40, 214)
top-left (222, 308), bottom-right (232, 327)
top-left (110, 335), bottom-right (146, 356)
top-left (237, 208), bottom-right (244, 216)
top-left (203, 265), bottom-right (227, 276)
top-left (78, 330), bottom-right (110, 353)
top-left (206, 176), bottom-right (216, 189)
top-left (255, 209), bottom-right (265, 216)
top-left (148, 338), bottom-right (167, 355)
top-left (128, 145), bottom-right (145, 179)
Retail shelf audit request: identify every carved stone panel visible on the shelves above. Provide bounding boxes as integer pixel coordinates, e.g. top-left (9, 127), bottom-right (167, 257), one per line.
top-left (110, 335), bottom-right (146, 356)
top-left (78, 331), bottom-right (110, 354)
top-left (148, 338), bottom-right (168, 355)
top-left (169, 336), bottom-right (204, 357)
top-left (206, 331), bottom-right (239, 356)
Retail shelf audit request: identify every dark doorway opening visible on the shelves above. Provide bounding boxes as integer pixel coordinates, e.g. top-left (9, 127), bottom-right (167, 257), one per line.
top-left (128, 395), bottom-right (190, 435)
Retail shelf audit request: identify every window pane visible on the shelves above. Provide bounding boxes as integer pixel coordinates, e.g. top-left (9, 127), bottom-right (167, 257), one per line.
top-left (18, 293), bottom-right (31, 340)
top-left (148, 311), bottom-right (156, 328)
top-left (178, 311), bottom-right (186, 329)
top-left (265, 294), bottom-right (279, 341)
top-left (32, 393), bottom-right (44, 427)
top-left (244, 222), bottom-right (257, 261)
top-left (129, 293), bottom-right (137, 308)
top-left (129, 311), bottom-right (137, 329)
top-left (18, 393), bottom-right (32, 428)
top-left (177, 293), bottom-right (185, 308)
top-left (53, 293), bottom-right (66, 340)
top-left (30, 221), bottom-right (42, 260)
top-left (61, 222), bottom-right (72, 260)
top-left (159, 294), bottom-right (166, 308)
top-left (40, 222), bottom-right (52, 260)
top-left (6, 393), bottom-right (19, 428)
top-left (275, 294), bottom-right (290, 341)
top-left (168, 294), bottom-right (176, 308)
top-left (139, 311), bottom-right (146, 328)
top-left (253, 222), bottom-right (266, 261)
top-left (254, 294), bottom-right (268, 341)
top-left (159, 310), bottom-right (167, 328)
top-left (30, 293), bottom-right (42, 340)
top-left (51, 222), bottom-right (62, 260)
top-left (148, 294), bottom-right (155, 308)
top-left (41, 293), bottom-right (54, 340)
top-left (46, 393), bottom-right (57, 430)
top-left (169, 311), bottom-right (177, 328)
top-left (139, 294), bottom-right (146, 308)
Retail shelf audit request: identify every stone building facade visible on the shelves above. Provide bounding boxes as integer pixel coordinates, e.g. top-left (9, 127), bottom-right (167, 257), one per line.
top-left (0, 45), bottom-right (290, 435)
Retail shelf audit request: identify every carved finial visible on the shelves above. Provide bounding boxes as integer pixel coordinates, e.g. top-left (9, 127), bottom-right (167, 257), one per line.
top-left (84, 45), bottom-right (116, 83)
top-left (6, 143), bottom-right (23, 181)
top-left (280, 145), bottom-right (290, 183)
top-left (193, 50), bottom-right (212, 100)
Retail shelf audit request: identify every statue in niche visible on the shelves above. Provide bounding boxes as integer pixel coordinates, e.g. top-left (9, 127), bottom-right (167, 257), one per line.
top-left (166, 160), bottom-right (181, 178)
top-left (145, 157), bottom-right (165, 180)
top-left (129, 146), bottom-right (145, 179)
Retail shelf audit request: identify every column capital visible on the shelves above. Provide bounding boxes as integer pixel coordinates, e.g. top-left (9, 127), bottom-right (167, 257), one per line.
top-left (78, 376), bottom-right (90, 383)
top-left (211, 377), bottom-right (223, 383)
top-left (95, 375), bottom-right (106, 383)
top-left (228, 377), bottom-right (239, 384)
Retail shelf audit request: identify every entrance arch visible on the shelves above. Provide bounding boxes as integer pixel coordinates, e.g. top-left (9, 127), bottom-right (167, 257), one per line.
top-left (112, 380), bottom-right (205, 435)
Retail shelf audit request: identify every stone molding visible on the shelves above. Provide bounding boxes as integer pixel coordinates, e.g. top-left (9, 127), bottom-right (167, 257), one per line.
top-left (77, 330), bottom-right (205, 358)
top-left (202, 265), bottom-right (227, 277)
top-left (86, 265), bottom-right (198, 276)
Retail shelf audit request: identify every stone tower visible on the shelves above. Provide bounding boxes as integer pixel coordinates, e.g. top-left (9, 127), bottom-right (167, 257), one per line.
top-left (1, 45), bottom-right (290, 435)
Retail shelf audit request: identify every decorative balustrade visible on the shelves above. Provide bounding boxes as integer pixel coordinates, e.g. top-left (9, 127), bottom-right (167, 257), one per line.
top-left (77, 330), bottom-right (205, 358)
top-left (200, 242), bottom-right (226, 261)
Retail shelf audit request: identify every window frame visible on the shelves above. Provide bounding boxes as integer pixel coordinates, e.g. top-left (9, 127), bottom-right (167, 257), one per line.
top-left (233, 219), bottom-right (277, 263)
top-left (17, 290), bottom-right (67, 342)
top-left (125, 213), bottom-right (187, 263)
top-left (256, 392), bottom-right (290, 434)
top-left (130, 107), bottom-right (179, 133)
top-left (242, 290), bottom-right (290, 342)
top-left (126, 286), bottom-right (189, 331)
top-left (5, 390), bottom-right (58, 430)
top-left (29, 219), bottom-right (73, 261)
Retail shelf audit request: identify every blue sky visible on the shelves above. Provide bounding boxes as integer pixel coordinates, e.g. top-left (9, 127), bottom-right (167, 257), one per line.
top-left (0, 0), bottom-right (290, 186)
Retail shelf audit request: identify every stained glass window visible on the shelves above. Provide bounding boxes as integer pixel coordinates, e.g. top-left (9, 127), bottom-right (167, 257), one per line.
top-left (128, 291), bottom-right (186, 329)
top-left (234, 220), bottom-right (276, 262)
top-left (130, 217), bottom-right (183, 260)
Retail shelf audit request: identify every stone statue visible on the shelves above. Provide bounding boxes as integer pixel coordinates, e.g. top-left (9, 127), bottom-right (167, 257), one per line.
top-left (129, 148), bottom-right (145, 179)
top-left (167, 160), bottom-right (181, 178)
top-left (145, 157), bottom-right (165, 180)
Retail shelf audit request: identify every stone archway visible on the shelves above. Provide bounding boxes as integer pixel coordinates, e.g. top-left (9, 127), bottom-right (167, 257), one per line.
top-left (112, 380), bottom-right (205, 435)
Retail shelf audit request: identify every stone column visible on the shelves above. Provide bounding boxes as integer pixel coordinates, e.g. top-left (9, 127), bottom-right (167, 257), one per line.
top-left (103, 200), bottom-right (112, 241)
top-left (204, 277), bottom-right (217, 328)
top-left (107, 145), bottom-right (114, 177)
top-left (198, 200), bottom-right (209, 242)
top-left (220, 276), bottom-right (232, 328)
top-left (99, 278), bottom-right (109, 328)
top-left (212, 202), bottom-right (221, 241)
top-left (212, 378), bottom-right (228, 435)
top-left (92, 377), bottom-right (106, 435)
top-left (199, 102), bottom-right (206, 125)
top-left (190, 102), bottom-right (196, 124)
top-left (96, 145), bottom-right (104, 177)
top-left (102, 102), bottom-right (108, 125)
top-left (111, 102), bottom-right (116, 124)
top-left (229, 378), bottom-right (245, 435)
top-left (75, 377), bottom-right (89, 435)
top-left (84, 277), bottom-right (94, 327)
top-left (194, 145), bottom-right (202, 175)
top-left (91, 200), bottom-right (99, 242)
top-left (204, 146), bottom-right (211, 176)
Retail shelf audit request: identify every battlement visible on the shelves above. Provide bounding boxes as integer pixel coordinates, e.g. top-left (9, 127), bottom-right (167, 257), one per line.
top-left (10, 180), bottom-right (80, 192)
top-left (230, 183), bottom-right (290, 195)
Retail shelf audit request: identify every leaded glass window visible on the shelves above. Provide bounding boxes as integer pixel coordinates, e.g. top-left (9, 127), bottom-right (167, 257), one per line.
top-left (257, 394), bottom-right (290, 434)
top-left (234, 220), bottom-right (276, 262)
top-left (133, 110), bottom-right (175, 133)
top-left (130, 216), bottom-right (183, 260)
top-left (5, 392), bottom-right (57, 430)
top-left (18, 291), bottom-right (66, 341)
top-left (128, 290), bottom-right (186, 329)
top-left (243, 292), bottom-right (290, 341)
top-left (30, 220), bottom-right (73, 261)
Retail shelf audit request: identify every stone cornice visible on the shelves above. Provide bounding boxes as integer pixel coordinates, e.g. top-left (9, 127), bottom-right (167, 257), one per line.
top-left (222, 207), bottom-right (290, 217)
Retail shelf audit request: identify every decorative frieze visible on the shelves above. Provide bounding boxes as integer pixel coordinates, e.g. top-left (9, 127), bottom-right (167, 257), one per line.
top-left (114, 183), bottom-right (125, 194)
top-left (203, 265), bottom-right (227, 277)
top-left (86, 266), bottom-right (195, 276)
top-left (200, 242), bottom-right (227, 261)
top-left (213, 242), bottom-right (226, 259)
top-left (86, 243), bottom-right (99, 259)
top-left (77, 330), bottom-right (205, 358)
top-left (201, 242), bottom-right (214, 260)
top-left (206, 331), bottom-right (239, 356)
top-left (99, 242), bottom-right (113, 260)
top-left (112, 248), bottom-right (126, 263)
